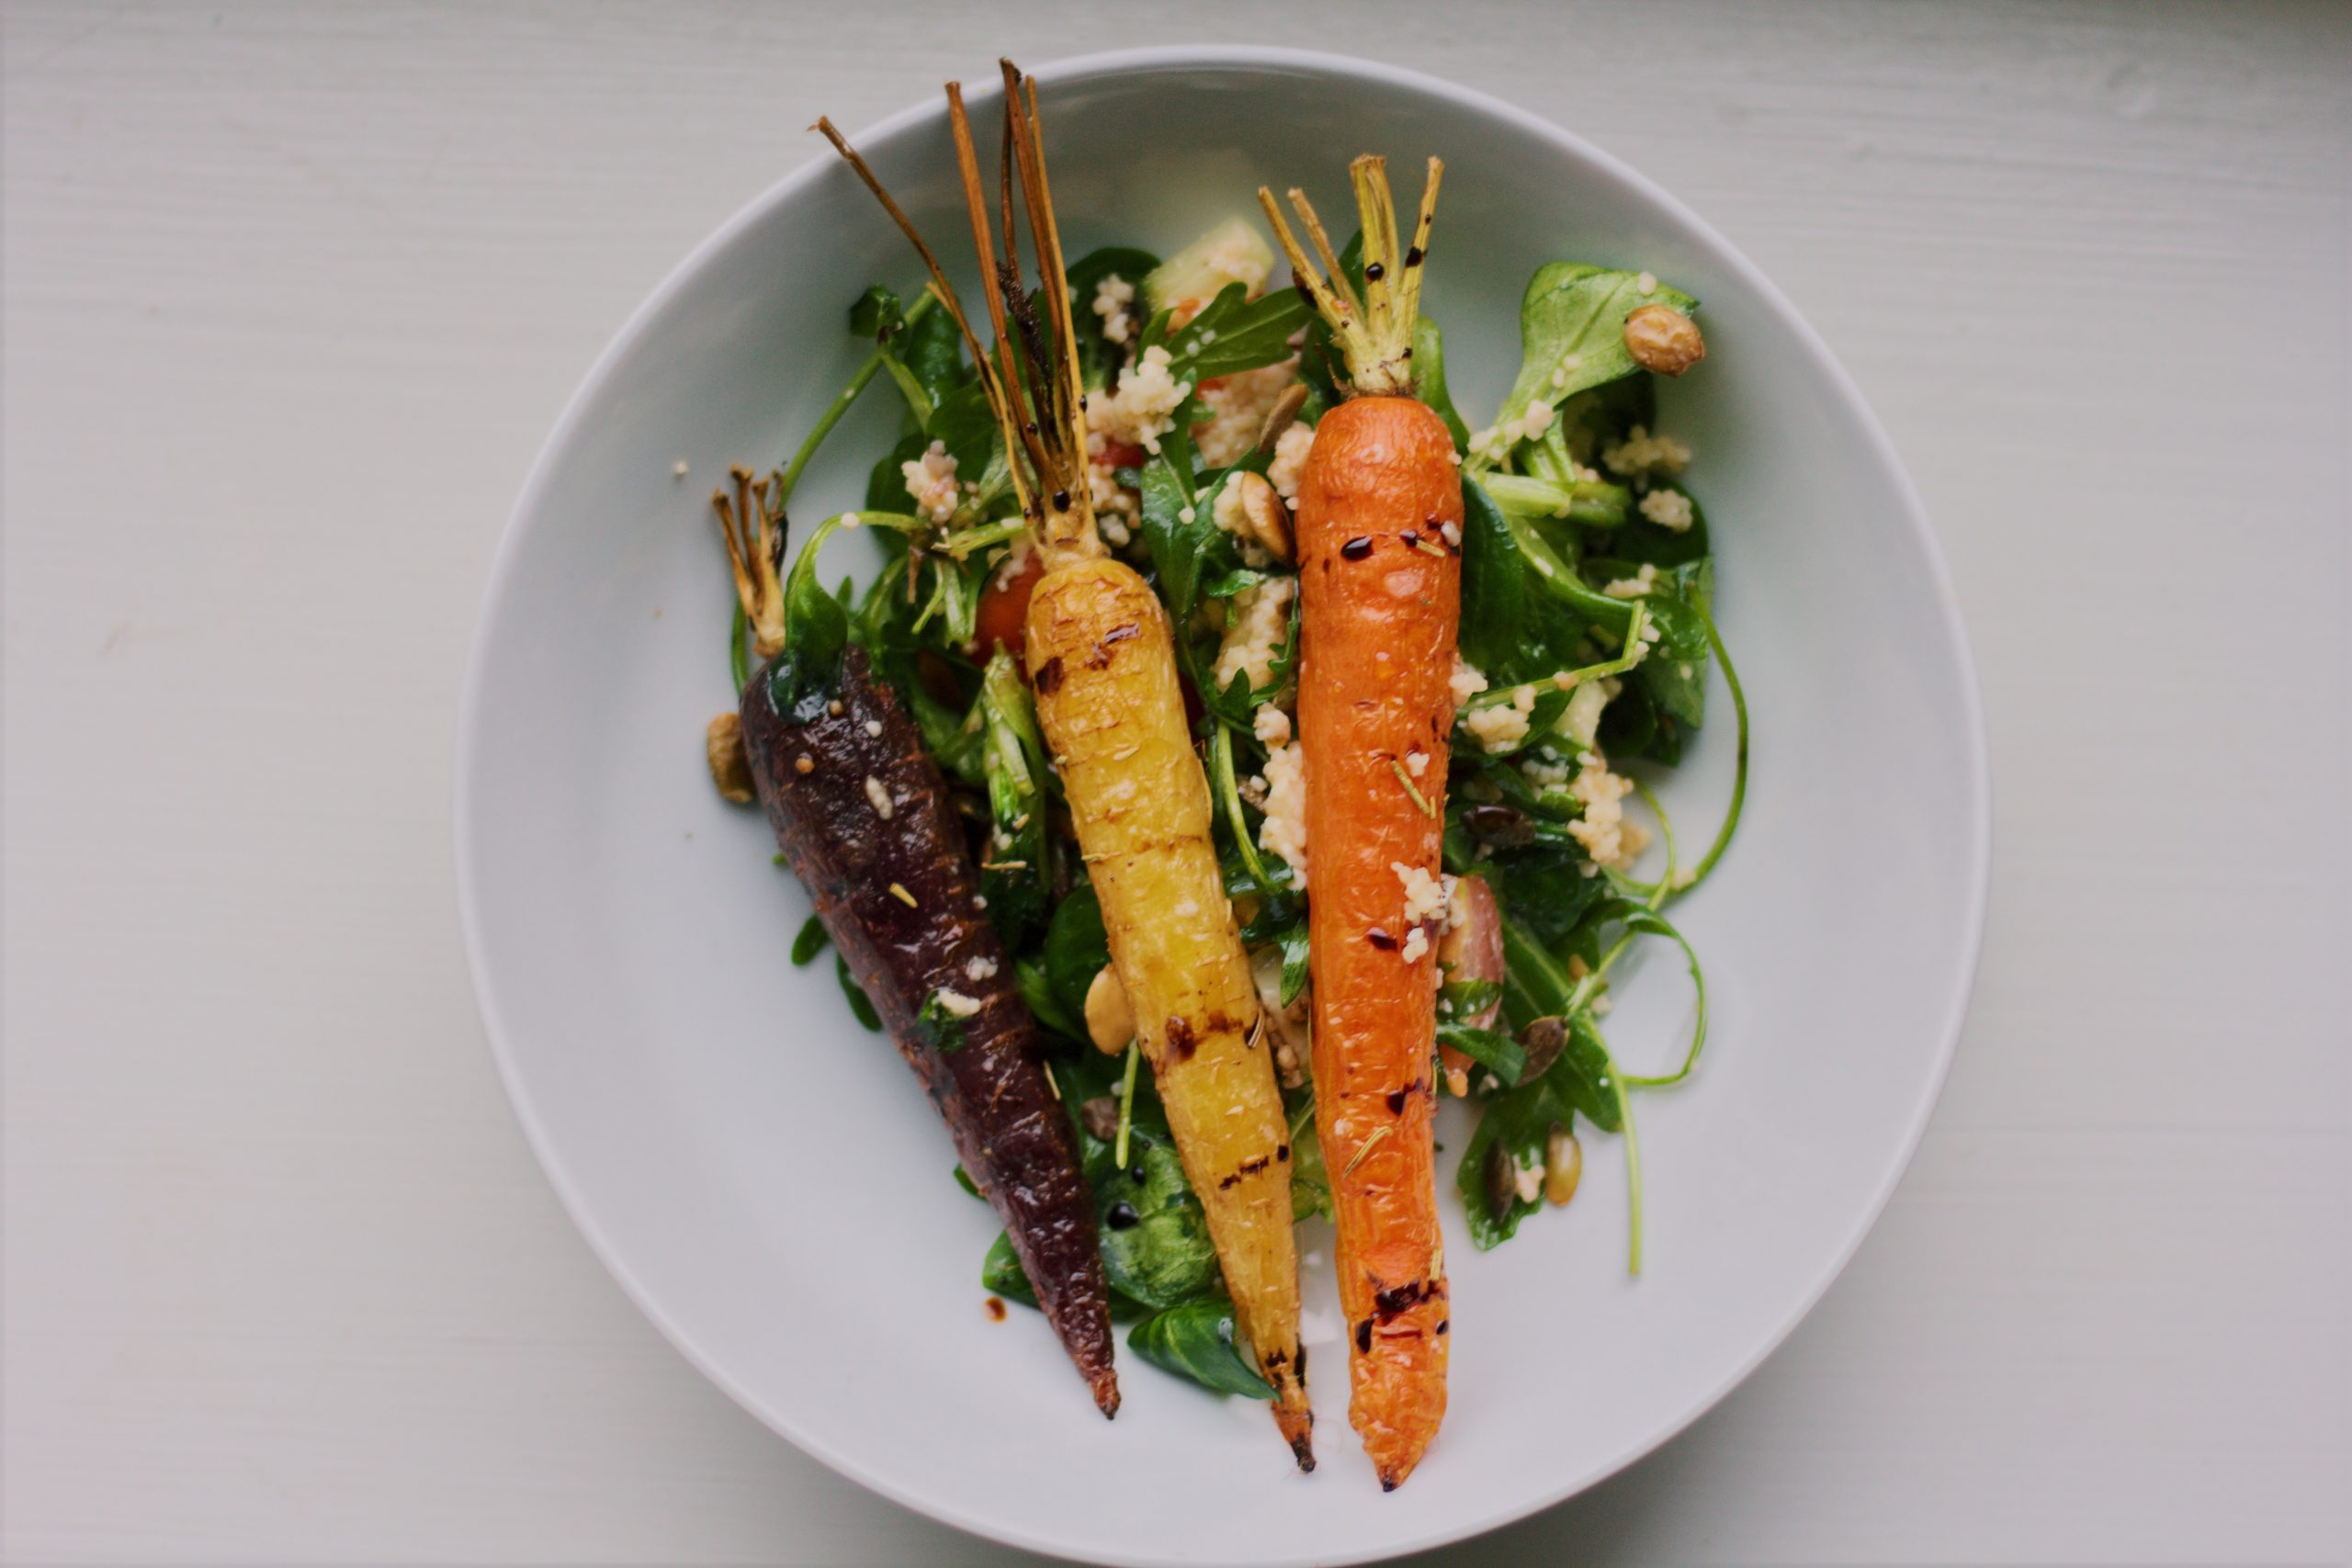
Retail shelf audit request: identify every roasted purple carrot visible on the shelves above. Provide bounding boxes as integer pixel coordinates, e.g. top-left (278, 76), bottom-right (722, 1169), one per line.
top-left (711, 472), bottom-right (1118, 1416)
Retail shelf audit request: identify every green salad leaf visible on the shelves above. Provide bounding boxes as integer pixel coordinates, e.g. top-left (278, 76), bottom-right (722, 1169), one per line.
top-left (1128, 1301), bottom-right (1277, 1398)
top-left (1486, 264), bottom-right (1698, 455)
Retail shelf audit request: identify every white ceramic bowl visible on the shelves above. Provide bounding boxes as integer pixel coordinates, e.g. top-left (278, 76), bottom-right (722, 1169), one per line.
top-left (458, 46), bottom-right (1986, 1567)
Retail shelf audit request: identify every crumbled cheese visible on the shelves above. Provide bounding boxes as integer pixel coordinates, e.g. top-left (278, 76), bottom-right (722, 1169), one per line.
top-left (1602, 424), bottom-right (1691, 479)
top-left (864, 775), bottom-right (894, 818)
top-left (1566, 752), bottom-right (1651, 871)
top-left (1214, 577), bottom-right (1295, 694)
top-left (1093, 345), bottom-right (1193, 456)
top-left (933, 987), bottom-right (982, 1020)
top-left (1449, 658), bottom-right (1490, 710)
top-left (964, 955), bottom-right (999, 983)
top-left (1636, 271), bottom-right (1658, 296)
top-left (1178, 505), bottom-right (1196, 525)
top-left (865, 719), bottom-right (884, 738)
top-left (1400, 925), bottom-right (1430, 964)
top-left (1267, 421), bottom-right (1316, 502)
top-left (1604, 563), bottom-right (1661, 599)
top-left (900, 440), bottom-right (960, 525)
top-left (1258, 740), bottom-right (1308, 886)
top-left (1099, 511), bottom-right (1134, 548)
top-left (671, 459), bottom-right (688, 479)
top-left (1091, 273), bottom-right (1136, 345)
top-left (1194, 361), bottom-right (1300, 469)
top-left (1404, 747), bottom-right (1430, 777)
top-left (1253, 704), bottom-right (1293, 747)
top-left (1439, 520), bottom-right (1461, 548)
top-left (1212, 471), bottom-right (1272, 568)
top-left (1639, 488), bottom-right (1695, 532)
top-left (1393, 862), bottom-right (1450, 926)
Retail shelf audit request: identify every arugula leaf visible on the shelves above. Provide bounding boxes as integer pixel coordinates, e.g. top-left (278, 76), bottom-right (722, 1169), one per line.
top-left (980, 1229), bottom-right (1039, 1307)
top-left (1607, 480), bottom-right (1711, 567)
top-left (1439, 977), bottom-right (1505, 1019)
top-left (1453, 1008), bottom-right (1622, 1249)
top-left (1277, 918), bottom-right (1311, 1009)
top-left (1063, 244), bottom-right (1160, 388)
top-left (1456, 478), bottom-right (1530, 673)
top-left (846, 284), bottom-right (903, 341)
top-left (1487, 265), bottom-right (1699, 451)
top-left (1136, 460), bottom-right (1298, 724)
top-left (1148, 279), bottom-right (1312, 382)
top-left (1043, 885), bottom-right (1111, 1037)
top-left (1136, 459), bottom-right (1222, 618)
top-left (1412, 313), bottom-right (1472, 452)
top-left (1091, 1123), bottom-right (1219, 1310)
top-left (1437, 1020), bottom-right (1528, 1085)
top-left (897, 303), bottom-right (967, 418)
top-left (975, 649), bottom-right (1053, 948)
top-left (1015, 955), bottom-right (1083, 1045)
top-left (865, 430), bottom-right (930, 514)
top-left (1454, 1074), bottom-right (1559, 1247)
top-left (1631, 585), bottom-right (1712, 728)
top-left (834, 954), bottom-right (882, 1032)
top-left (925, 380), bottom-right (1001, 487)
top-left (982, 1229), bottom-right (1150, 1322)
top-left (1128, 1301), bottom-right (1277, 1399)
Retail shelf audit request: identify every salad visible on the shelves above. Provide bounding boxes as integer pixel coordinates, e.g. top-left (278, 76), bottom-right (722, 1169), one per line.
top-left (700, 60), bottom-right (1747, 1489)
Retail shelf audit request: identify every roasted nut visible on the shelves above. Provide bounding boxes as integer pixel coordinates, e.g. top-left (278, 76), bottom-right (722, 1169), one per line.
top-left (1623, 304), bottom-right (1705, 377)
top-left (1250, 381), bottom-right (1311, 457)
top-left (1227, 470), bottom-right (1295, 564)
top-left (1517, 1015), bottom-right (1570, 1081)
top-left (1084, 964), bottom-right (1135, 1056)
top-left (1080, 1095), bottom-right (1121, 1142)
top-left (706, 712), bottom-right (754, 803)
top-left (1544, 1121), bottom-right (1583, 1206)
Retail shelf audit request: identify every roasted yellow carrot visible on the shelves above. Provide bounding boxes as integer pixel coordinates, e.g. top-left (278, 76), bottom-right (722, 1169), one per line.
top-left (1260, 155), bottom-right (1455, 1490)
top-left (821, 61), bottom-right (1312, 1469)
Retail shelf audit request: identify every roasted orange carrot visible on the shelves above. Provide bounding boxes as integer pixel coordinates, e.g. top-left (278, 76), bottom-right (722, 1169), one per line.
top-left (1260, 156), bottom-right (1455, 1490)
top-left (820, 62), bottom-right (1313, 1469)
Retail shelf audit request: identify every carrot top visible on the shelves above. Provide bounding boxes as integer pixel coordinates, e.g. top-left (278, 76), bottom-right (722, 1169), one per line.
top-left (1257, 155), bottom-right (1443, 398)
top-left (819, 61), bottom-right (1104, 569)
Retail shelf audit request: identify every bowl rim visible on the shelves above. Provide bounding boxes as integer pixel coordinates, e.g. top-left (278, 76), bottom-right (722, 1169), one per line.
top-left (455, 42), bottom-right (1991, 1566)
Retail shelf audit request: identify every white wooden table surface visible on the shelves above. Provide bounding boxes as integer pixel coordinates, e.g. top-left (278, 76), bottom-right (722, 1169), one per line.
top-left (6, 3), bottom-right (2347, 1562)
